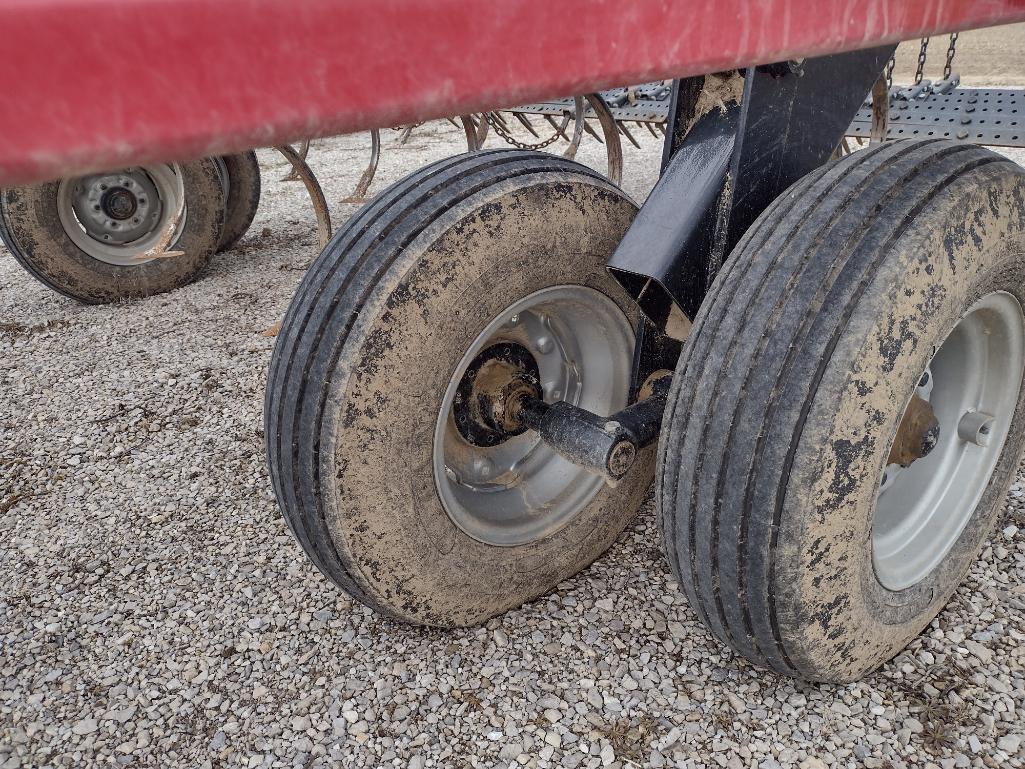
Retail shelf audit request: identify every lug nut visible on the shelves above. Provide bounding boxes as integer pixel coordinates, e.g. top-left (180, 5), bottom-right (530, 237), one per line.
top-left (958, 411), bottom-right (995, 447)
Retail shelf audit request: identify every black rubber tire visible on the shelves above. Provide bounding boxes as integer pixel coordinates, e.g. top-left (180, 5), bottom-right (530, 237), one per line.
top-left (658, 140), bottom-right (1025, 682)
top-left (217, 151), bottom-right (261, 252)
top-left (266, 149), bottom-right (653, 626)
top-left (0, 159), bottom-right (224, 304)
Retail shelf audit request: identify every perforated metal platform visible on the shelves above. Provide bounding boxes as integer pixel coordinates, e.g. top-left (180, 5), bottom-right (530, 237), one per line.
top-left (514, 86), bottom-right (670, 126)
top-left (848, 87), bottom-right (1025, 146)
top-left (513, 84), bottom-right (1025, 149)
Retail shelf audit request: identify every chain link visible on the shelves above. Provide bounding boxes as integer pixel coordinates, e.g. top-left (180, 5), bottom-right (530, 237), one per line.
top-left (943, 32), bottom-right (959, 80)
top-left (484, 111), bottom-right (567, 151)
top-left (914, 37), bottom-right (930, 85)
top-left (885, 55), bottom-right (896, 91)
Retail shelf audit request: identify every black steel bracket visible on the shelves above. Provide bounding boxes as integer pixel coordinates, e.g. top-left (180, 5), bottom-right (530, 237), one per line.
top-left (609, 45), bottom-right (896, 327)
top-left (516, 375), bottom-right (671, 483)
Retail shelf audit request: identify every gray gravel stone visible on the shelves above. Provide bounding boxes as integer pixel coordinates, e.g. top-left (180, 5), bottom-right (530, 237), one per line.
top-left (999, 735), bottom-right (1022, 754)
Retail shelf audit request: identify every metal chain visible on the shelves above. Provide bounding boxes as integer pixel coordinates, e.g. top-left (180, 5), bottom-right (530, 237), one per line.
top-left (484, 111), bottom-right (566, 151)
top-left (914, 37), bottom-right (929, 85)
top-left (885, 55), bottom-right (896, 91)
top-left (943, 32), bottom-right (959, 80)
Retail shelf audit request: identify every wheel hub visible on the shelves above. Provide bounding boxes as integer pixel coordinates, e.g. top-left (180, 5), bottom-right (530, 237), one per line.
top-left (887, 391), bottom-right (940, 467)
top-left (71, 169), bottom-right (160, 245)
top-left (433, 285), bottom-right (635, 546)
top-left (453, 342), bottom-right (542, 447)
top-left (101, 187), bottom-right (139, 220)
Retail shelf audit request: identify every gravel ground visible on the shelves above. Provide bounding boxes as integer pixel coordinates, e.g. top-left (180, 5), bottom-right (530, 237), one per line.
top-left (891, 23), bottom-right (1025, 86)
top-left (3, 109), bottom-right (1025, 769)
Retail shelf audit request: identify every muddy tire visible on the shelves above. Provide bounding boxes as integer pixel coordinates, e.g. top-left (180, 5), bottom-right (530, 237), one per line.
top-left (0, 159), bottom-right (223, 303)
top-left (266, 150), bottom-right (653, 626)
top-left (217, 151), bottom-right (261, 252)
top-left (658, 140), bottom-right (1025, 682)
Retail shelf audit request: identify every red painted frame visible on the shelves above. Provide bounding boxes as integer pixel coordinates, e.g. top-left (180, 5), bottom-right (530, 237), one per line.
top-left (1, 0), bottom-right (1024, 187)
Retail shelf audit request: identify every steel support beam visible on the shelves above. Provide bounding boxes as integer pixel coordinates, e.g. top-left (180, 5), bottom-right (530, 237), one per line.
top-left (609, 45), bottom-right (895, 326)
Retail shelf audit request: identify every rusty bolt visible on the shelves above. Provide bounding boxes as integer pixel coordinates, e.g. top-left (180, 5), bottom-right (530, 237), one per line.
top-left (607, 440), bottom-right (636, 479)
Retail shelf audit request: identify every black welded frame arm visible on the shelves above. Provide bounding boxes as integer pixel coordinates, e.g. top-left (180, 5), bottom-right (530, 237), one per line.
top-left (610, 45), bottom-right (896, 341)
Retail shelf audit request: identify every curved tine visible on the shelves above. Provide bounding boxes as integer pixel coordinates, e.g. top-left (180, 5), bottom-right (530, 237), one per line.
top-left (542, 113), bottom-right (571, 141)
top-left (281, 137), bottom-right (312, 181)
top-left (870, 73), bottom-right (889, 146)
top-left (585, 93), bottom-right (623, 185)
top-left (398, 124), bottom-right (416, 144)
top-left (474, 114), bottom-right (489, 149)
top-left (274, 144), bottom-right (332, 250)
top-left (555, 111), bottom-right (572, 140)
top-left (514, 112), bottom-right (541, 137)
top-left (618, 120), bottom-right (642, 150)
top-left (563, 96), bottom-right (586, 160)
top-left (460, 115), bottom-right (481, 152)
top-left (581, 120), bottom-right (604, 143)
top-left (347, 129), bottom-right (381, 202)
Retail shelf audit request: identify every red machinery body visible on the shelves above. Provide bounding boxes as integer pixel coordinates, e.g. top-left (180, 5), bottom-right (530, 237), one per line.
top-left (1, 0), bottom-right (1024, 187)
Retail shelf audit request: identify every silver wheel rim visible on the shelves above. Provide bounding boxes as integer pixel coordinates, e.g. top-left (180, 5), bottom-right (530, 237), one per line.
top-left (433, 285), bottom-right (634, 546)
top-left (56, 164), bottom-right (186, 266)
top-left (873, 291), bottom-right (1025, 590)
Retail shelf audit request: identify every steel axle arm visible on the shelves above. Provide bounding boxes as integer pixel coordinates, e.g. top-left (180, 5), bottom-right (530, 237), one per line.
top-left (514, 377), bottom-right (671, 483)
